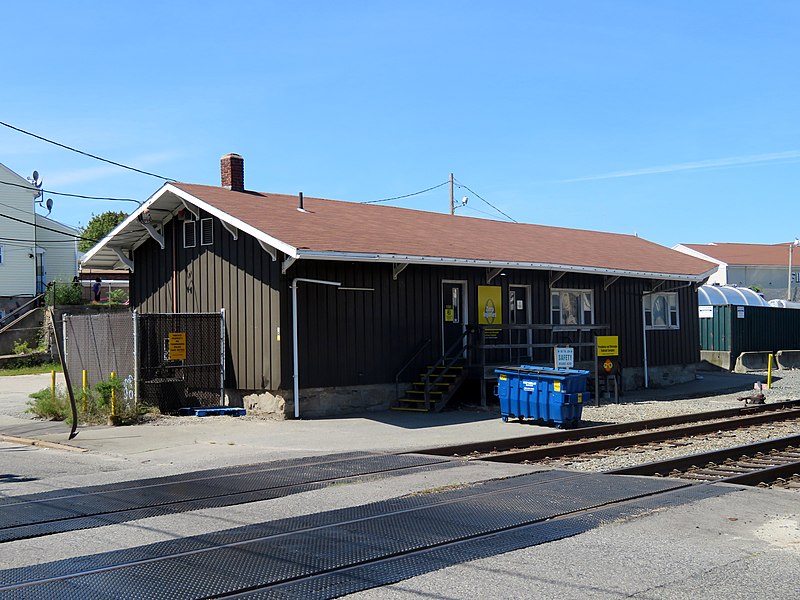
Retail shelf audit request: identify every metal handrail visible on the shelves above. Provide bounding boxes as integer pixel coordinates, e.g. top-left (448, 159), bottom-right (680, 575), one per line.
top-left (424, 328), bottom-right (471, 409)
top-left (0, 294), bottom-right (44, 330)
top-left (394, 337), bottom-right (432, 400)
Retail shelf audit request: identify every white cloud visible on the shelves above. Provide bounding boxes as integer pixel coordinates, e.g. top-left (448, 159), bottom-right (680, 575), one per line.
top-left (559, 150), bottom-right (800, 183)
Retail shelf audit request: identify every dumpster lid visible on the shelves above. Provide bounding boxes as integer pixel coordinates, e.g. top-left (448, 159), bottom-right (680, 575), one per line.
top-left (496, 365), bottom-right (591, 377)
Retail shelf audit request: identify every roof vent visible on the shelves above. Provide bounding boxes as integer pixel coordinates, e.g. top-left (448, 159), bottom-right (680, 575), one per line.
top-left (220, 153), bottom-right (244, 192)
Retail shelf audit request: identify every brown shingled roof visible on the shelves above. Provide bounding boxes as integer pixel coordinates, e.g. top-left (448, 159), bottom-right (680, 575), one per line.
top-left (681, 243), bottom-right (795, 267)
top-left (172, 183), bottom-right (714, 279)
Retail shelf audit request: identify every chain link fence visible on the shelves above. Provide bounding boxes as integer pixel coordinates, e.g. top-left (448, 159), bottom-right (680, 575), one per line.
top-left (63, 310), bottom-right (224, 414)
top-left (137, 312), bottom-right (224, 413)
top-left (63, 311), bottom-right (136, 413)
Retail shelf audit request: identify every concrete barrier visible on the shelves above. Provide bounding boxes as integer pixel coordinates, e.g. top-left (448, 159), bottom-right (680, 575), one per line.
top-left (734, 352), bottom-right (773, 373)
top-left (776, 350), bottom-right (800, 370)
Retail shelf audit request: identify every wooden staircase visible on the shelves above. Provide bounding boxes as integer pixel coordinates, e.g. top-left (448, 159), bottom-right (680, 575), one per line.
top-left (392, 363), bottom-right (468, 412)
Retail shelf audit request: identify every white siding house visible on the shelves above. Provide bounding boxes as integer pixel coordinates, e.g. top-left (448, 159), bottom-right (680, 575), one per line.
top-left (0, 162), bottom-right (79, 315)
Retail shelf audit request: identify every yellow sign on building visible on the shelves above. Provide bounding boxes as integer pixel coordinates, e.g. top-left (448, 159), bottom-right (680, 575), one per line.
top-left (596, 335), bottom-right (619, 357)
top-left (168, 332), bottom-right (187, 360)
top-left (477, 286), bottom-right (503, 325)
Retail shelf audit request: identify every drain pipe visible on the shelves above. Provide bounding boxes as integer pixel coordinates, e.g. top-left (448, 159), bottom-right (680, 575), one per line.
top-left (291, 277), bottom-right (341, 419)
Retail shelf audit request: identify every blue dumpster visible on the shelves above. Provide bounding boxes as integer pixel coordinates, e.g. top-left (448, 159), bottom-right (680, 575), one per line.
top-left (495, 365), bottom-right (590, 427)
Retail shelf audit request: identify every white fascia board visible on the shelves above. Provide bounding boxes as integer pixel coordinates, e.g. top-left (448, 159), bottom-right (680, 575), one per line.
top-left (297, 250), bottom-right (716, 282)
top-left (81, 184), bottom-right (171, 265)
top-left (36, 213), bottom-right (80, 234)
top-left (0, 162), bottom-right (40, 191)
top-left (165, 185), bottom-right (298, 258)
top-left (672, 245), bottom-right (727, 267)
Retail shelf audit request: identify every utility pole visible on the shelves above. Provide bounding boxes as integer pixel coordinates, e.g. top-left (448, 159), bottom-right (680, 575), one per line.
top-left (449, 173), bottom-right (454, 215)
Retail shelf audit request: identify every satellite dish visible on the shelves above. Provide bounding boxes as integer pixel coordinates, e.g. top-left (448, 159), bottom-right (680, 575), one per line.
top-left (31, 170), bottom-right (42, 187)
top-left (461, 196), bottom-right (468, 205)
top-left (45, 198), bottom-right (53, 214)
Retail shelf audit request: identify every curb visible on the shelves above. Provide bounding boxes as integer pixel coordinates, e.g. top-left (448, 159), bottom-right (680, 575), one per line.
top-left (0, 434), bottom-right (87, 453)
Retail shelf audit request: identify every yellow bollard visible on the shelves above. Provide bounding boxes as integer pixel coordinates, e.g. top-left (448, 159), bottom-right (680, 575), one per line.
top-left (767, 354), bottom-right (773, 390)
top-left (110, 371), bottom-right (117, 416)
top-left (51, 369), bottom-right (56, 402)
top-left (82, 369), bottom-right (88, 413)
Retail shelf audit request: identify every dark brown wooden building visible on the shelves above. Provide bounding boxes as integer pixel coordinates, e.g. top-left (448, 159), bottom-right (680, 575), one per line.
top-left (82, 154), bottom-right (716, 417)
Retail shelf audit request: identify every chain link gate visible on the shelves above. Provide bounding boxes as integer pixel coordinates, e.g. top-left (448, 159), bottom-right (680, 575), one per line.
top-left (136, 311), bottom-right (225, 414)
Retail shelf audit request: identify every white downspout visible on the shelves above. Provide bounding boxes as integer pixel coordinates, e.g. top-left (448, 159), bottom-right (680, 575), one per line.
top-left (291, 277), bottom-right (341, 419)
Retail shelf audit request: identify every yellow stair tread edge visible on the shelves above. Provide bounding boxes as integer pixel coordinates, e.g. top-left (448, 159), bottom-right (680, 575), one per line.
top-left (390, 407), bottom-right (430, 412)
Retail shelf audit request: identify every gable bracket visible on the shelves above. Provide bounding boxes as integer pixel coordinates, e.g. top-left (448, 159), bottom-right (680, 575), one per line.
top-left (180, 199), bottom-right (199, 221)
top-left (486, 267), bottom-right (504, 284)
top-left (549, 270), bottom-right (566, 287)
top-left (603, 275), bottom-right (620, 291)
top-left (259, 240), bottom-right (277, 261)
top-left (282, 256), bottom-right (297, 274)
top-left (222, 221), bottom-right (239, 241)
top-left (392, 262), bottom-right (409, 280)
top-left (649, 280), bottom-right (666, 293)
top-left (141, 221), bottom-right (164, 250)
top-left (112, 247), bottom-right (134, 272)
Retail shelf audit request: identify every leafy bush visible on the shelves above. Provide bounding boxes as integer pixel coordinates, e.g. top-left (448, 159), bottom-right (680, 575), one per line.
top-left (12, 339), bottom-right (33, 355)
top-left (109, 288), bottom-right (128, 304)
top-left (45, 281), bottom-right (83, 306)
top-left (27, 386), bottom-right (71, 421)
top-left (94, 374), bottom-right (122, 408)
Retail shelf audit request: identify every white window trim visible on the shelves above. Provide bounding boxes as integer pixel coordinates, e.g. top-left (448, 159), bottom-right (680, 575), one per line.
top-left (0, 244), bottom-right (4, 265)
top-left (183, 220), bottom-right (196, 249)
top-left (644, 291), bottom-right (680, 330)
top-left (550, 288), bottom-right (594, 325)
top-left (200, 217), bottom-right (213, 246)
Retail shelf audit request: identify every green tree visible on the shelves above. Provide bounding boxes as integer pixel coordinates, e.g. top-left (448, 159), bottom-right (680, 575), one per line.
top-left (78, 211), bottom-right (128, 252)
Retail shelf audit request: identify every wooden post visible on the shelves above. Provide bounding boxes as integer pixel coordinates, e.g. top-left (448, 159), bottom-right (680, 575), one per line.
top-left (594, 338), bottom-right (599, 407)
top-left (449, 173), bottom-right (454, 215)
top-left (51, 369), bottom-right (56, 402)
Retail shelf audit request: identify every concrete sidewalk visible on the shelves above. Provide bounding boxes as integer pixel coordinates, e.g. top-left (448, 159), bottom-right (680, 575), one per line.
top-left (0, 369), bottom-right (767, 464)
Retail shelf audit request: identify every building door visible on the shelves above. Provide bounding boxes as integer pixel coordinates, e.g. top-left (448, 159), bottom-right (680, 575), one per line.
top-left (441, 280), bottom-right (468, 357)
top-left (509, 284), bottom-right (531, 363)
top-left (35, 251), bottom-right (46, 294)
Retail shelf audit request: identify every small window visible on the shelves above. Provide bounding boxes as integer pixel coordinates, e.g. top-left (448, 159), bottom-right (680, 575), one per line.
top-left (183, 221), bottom-right (196, 248)
top-left (551, 289), bottom-right (594, 325)
top-left (644, 292), bottom-right (680, 330)
top-left (200, 218), bottom-right (213, 246)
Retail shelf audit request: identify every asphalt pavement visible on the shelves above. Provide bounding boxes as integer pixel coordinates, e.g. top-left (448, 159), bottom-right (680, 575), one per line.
top-left (0, 370), bottom-right (797, 599)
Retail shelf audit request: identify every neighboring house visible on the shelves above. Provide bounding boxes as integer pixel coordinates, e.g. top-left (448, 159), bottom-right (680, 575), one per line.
top-left (82, 154), bottom-right (716, 417)
top-left (0, 162), bottom-right (79, 318)
top-left (674, 242), bottom-right (799, 302)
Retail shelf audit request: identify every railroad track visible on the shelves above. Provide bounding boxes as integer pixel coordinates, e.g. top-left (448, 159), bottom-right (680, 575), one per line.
top-left (417, 400), bottom-right (800, 465)
top-left (609, 434), bottom-right (800, 489)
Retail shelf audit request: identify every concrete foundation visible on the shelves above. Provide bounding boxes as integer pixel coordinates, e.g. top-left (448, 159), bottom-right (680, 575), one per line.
top-left (622, 363), bottom-right (697, 390)
top-left (236, 383), bottom-right (400, 419)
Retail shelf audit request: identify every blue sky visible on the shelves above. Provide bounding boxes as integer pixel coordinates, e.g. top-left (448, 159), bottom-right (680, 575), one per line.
top-left (2, 1), bottom-right (799, 247)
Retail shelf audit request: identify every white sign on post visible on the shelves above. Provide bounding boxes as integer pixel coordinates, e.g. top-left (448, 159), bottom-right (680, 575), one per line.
top-left (555, 346), bottom-right (574, 369)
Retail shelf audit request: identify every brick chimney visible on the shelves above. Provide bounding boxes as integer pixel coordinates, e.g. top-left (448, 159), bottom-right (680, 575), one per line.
top-left (220, 153), bottom-right (244, 191)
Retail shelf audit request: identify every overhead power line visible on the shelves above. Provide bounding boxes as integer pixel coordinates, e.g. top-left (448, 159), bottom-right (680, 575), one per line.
top-left (362, 181), bottom-right (449, 204)
top-left (0, 120), bottom-right (175, 181)
top-left (0, 179), bottom-right (142, 204)
top-left (0, 212), bottom-right (98, 243)
top-left (454, 179), bottom-right (517, 223)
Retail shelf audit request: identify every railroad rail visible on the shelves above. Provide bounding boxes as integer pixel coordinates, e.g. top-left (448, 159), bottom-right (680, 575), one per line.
top-left (417, 399), bottom-right (800, 457)
top-left (416, 401), bottom-right (800, 464)
top-left (608, 434), bottom-right (800, 488)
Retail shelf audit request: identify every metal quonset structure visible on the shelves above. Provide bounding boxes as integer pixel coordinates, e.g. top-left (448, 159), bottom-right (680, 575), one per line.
top-left (81, 155), bottom-right (716, 418)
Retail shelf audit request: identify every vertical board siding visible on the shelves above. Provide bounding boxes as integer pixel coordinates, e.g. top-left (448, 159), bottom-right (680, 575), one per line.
top-left (133, 213), bottom-right (281, 391)
top-left (699, 305), bottom-right (800, 356)
top-left (134, 219), bottom-right (702, 392)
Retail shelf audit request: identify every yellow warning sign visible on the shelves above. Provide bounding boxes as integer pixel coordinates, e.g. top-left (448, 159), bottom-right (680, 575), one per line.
top-left (477, 286), bottom-right (503, 325)
top-left (168, 332), bottom-right (187, 360)
top-left (596, 335), bottom-right (619, 357)
top-left (444, 307), bottom-right (454, 322)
